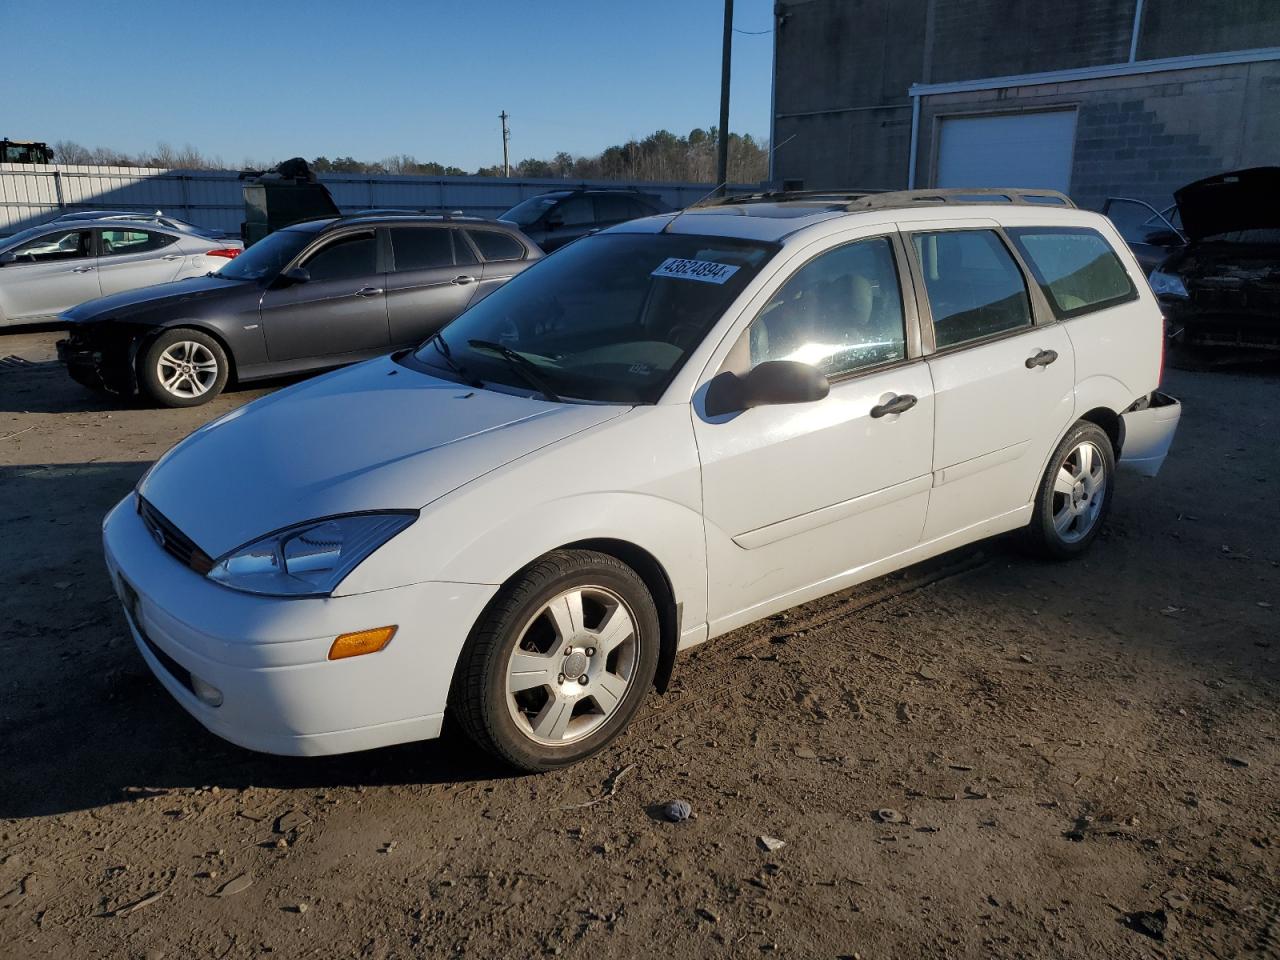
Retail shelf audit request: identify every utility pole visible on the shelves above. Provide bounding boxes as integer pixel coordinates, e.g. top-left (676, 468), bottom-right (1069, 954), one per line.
top-left (715, 0), bottom-right (733, 195)
top-left (499, 111), bottom-right (511, 178)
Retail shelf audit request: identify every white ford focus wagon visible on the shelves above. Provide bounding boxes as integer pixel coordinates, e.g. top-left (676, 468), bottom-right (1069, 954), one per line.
top-left (104, 188), bottom-right (1182, 771)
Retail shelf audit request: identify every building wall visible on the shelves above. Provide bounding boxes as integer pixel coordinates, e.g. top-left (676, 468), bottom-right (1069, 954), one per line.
top-left (914, 59), bottom-right (1280, 210)
top-left (773, 0), bottom-right (1280, 197)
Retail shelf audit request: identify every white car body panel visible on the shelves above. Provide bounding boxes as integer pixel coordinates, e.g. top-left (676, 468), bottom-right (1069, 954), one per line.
top-left (103, 198), bottom-right (1182, 757)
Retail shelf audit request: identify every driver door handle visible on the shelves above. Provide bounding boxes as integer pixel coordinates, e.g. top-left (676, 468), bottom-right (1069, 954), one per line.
top-left (354, 286), bottom-right (383, 298)
top-left (451, 274), bottom-right (477, 285)
top-left (870, 393), bottom-right (918, 418)
top-left (1025, 348), bottom-right (1059, 369)
top-left (71, 265), bottom-right (95, 273)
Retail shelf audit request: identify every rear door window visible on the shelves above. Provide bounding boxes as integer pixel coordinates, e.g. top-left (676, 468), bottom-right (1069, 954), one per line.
top-left (99, 229), bottom-right (177, 256)
top-left (594, 195), bottom-right (633, 223)
top-left (911, 230), bottom-right (1033, 349)
top-left (466, 230), bottom-right (525, 262)
top-left (301, 231), bottom-right (377, 282)
top-left (554, 196), bottom-right (595, 227)
top-left (1007, 227), bottom-right (1138, 319)
top-left (389, 227), bottom-right (453, 272)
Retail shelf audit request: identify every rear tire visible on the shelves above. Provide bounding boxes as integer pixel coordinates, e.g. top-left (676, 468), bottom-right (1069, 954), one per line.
top-left (139, 329), bottom-right (229, 408)
top-left (1025, 420), bottom-right (1115, 559)
top-left (450, 549), bottom-right (660, 772)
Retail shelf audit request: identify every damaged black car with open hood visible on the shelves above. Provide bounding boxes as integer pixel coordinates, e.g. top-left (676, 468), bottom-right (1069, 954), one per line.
top-left (1107, 167), bottom-right (1280, 365)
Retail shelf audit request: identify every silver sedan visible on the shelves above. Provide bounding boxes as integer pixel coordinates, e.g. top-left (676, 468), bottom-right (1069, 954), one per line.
top-left (0, 217), bottom-right (242, 326)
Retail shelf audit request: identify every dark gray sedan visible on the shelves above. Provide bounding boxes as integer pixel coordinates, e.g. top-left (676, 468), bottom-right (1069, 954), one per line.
top-left (57, 214), bottom-right (540, 406)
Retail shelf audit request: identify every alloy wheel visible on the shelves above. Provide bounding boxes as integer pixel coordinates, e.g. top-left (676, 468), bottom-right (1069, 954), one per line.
top-left (504, 585), bottom-right (639, 745)
top-left (1051, 440), bottom-right (1107, 544)
top-left (156, 340), bottom-right (219, 399)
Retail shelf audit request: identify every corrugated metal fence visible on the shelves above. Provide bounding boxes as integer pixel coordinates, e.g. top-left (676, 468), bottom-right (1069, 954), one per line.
top-left (0, 164), bottom-right (737, 236)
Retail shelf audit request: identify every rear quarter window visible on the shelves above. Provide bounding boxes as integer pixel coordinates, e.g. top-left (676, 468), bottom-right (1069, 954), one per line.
top-left (1007, 227), bottom-right (1138, 319)
top-left (466, 230), bottom-right (526, 262)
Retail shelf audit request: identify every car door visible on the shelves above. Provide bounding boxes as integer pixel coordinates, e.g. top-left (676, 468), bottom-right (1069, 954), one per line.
top-left (96, 229), bottom-right (185, 296)
top-left (904, 222), bottom-right (1076, 541)
top-left (384, 225), bottom-right (478, 345)
top-left (258, 228), bottom-right (390, 363)
top-left (464, 228), bottom-right (533, 303)
top-left (693, 232), bottom-right (935, 631)
top-left (0, 228), bottom-right (99, 321)
top-left (540, 195), bottom-right (596, 252)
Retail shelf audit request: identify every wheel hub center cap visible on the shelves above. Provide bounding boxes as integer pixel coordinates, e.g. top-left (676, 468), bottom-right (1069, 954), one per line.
top-left (563, 650), bottom-right (589, 678)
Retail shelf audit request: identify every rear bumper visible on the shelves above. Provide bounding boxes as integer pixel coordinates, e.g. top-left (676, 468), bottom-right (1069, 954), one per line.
top-left (1119, 392), bottom-right (1181, 478)
top-left (102, 496), bottom-right (497, 756)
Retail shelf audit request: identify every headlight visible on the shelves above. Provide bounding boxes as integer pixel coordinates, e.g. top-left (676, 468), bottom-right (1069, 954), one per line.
top-left (208, 512), bottom-right (416, 597)
top-left (1149, 270), bottom-right (1188, 298)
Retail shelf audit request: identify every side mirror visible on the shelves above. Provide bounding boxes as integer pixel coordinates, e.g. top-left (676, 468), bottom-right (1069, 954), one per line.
top-left (280, 266), bottom-right (310, 285)
top-left (0, 251), bottom-right (17, 266)
top-left (704, 360), bottom-right (830, 417)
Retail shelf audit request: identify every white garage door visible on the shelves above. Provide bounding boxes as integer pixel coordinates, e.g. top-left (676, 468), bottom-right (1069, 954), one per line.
top-left (936, 110), bottom-right (1077, 193)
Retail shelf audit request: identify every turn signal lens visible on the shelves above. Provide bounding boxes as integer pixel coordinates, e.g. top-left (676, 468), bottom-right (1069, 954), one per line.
top-left (328, 625), bottom-right (397, 661)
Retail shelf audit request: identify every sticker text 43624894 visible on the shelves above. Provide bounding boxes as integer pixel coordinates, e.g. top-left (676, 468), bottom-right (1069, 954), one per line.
top-left (651, 257), bottom-right (740, 284)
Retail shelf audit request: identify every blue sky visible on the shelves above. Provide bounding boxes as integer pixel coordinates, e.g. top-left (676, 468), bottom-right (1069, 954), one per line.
top-left (6, 0), bottom-right (775, 169)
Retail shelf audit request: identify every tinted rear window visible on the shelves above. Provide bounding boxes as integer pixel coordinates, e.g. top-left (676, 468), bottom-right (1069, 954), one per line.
top-left (1007, 227), bottom-right (1137, 319)
top-left (390, 227), bottom-right (453, 272)
top-left (466, 230), bottom-right (525, 262)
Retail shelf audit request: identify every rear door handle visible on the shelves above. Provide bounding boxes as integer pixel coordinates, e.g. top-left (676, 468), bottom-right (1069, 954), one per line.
top-left (870, 393), bottom-right (918, 418)
top-left (161, 254), bottom-right (183, 261)
top-left (354, 286), bottom-right (383, 298)
top-left (1025, 348), bottom-right (1059, 369)
top-left (71, 265), bottom-right (95, 273)
top-left (451, 275), bottom-right (477, 285)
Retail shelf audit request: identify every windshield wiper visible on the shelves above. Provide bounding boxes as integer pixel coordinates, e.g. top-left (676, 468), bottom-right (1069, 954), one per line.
top-left (466, 339), bottom-right (562, 402)
top-left (429, 331), bottom-right (484, 388)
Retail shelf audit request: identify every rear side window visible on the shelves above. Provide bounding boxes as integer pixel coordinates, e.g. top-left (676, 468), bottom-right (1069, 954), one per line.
top-left (466, 230), bottom-right (525, 262)
top-left (594, 195), bottom-right (634, 222)
top-left (389, 227), bottom-right (453, 272)
top-left (100, 229), bottom-right (177, 256)
top-left (1008, 227), bottom-right (1137, 318)
top-left (302, 231), bottom-right (376, 282)
top-left (912, 230), bottom-right (1032, 349)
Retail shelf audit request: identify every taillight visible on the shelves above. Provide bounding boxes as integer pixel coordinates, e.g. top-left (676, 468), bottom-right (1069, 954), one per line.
top-left (1158, 316), bottom-right (1167, 386)
top-left (205, 247), bottom-right (241, 259)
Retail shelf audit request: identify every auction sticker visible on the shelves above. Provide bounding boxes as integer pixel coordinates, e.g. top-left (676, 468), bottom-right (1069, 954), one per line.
top-left (652, 257), bottom-right (740, 284)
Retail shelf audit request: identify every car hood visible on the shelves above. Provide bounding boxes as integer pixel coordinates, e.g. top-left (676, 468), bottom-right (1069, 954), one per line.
top-left (1174, 167), bottom-right (1280, 242)
top-left (63, 274), bottom-right (252, 323)
top-left (138, 355), bottom-right (627, 558)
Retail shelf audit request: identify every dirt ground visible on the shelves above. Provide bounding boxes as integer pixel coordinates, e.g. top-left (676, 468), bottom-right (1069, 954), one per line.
top-left (0, 327), bottom-right (1276, 960)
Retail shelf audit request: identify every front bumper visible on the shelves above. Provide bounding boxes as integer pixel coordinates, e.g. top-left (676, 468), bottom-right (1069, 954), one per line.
top-left (102, 496), bottom-right (497, 756)
top-left (57, 327), bottom-right (137, 394)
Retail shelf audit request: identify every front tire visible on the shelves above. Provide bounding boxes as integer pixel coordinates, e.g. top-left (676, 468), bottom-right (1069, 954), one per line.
top-left (1026, 420), bottom-right (1115, 559)
top-left (139, 329), bottom-right (229, 408)
top-left (450, 549), bottom-right (660, 772)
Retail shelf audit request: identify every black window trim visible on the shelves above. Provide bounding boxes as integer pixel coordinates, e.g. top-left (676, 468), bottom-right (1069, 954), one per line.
top-left (900, 224), bottom-right (1057, 358)
top-left (1005, 225), bottom-right (1140, 321)
top-left (720, 230), bottom-right (925, 387)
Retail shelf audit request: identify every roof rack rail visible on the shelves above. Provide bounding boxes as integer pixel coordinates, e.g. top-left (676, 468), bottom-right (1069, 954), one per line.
top-left (694, 188), bottom-right (885, 208)
top-left (843, 187), bottom-right (1075, 210)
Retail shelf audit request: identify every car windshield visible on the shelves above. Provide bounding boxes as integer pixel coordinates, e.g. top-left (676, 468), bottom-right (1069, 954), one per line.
top-left (409, 232), bottom-right (777, 404)
top-left (216, 228), bottom-right (314, 280)
top-left (501, 195), bottom-right (562, 227)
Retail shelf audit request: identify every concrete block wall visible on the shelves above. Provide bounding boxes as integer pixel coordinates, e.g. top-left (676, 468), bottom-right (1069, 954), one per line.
top-left (915, 59), bottom-right (1280, 211)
